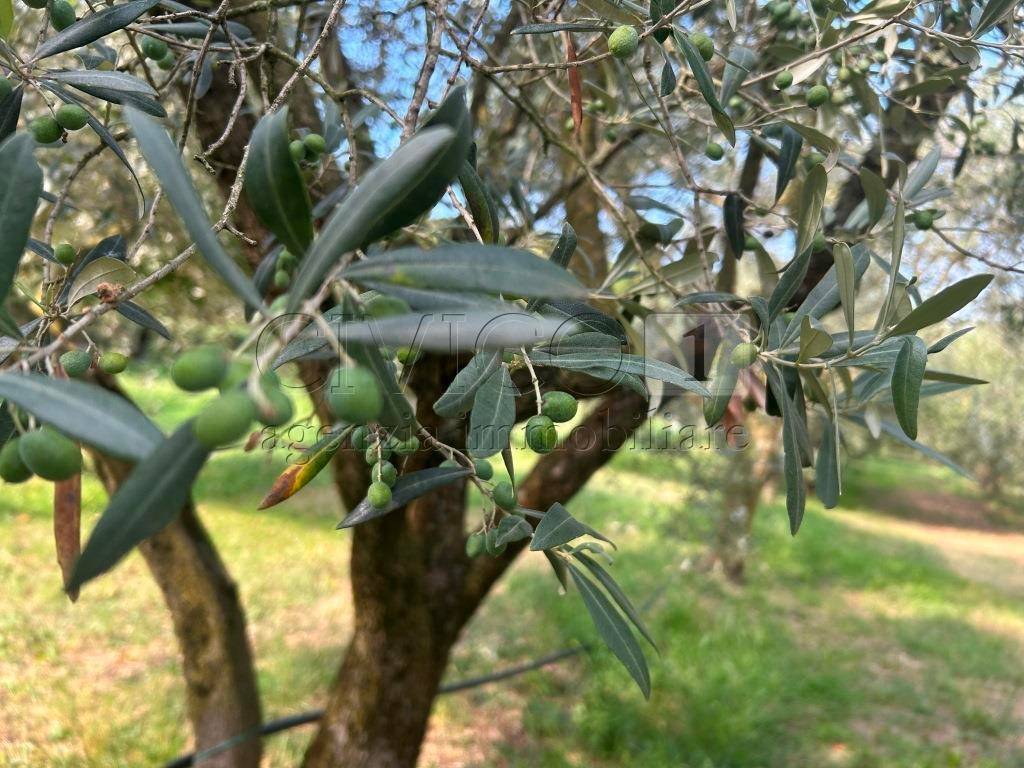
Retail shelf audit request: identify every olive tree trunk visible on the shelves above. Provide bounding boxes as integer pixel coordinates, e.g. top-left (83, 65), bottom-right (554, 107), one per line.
top-left (93, 455), bottom-right (262, 768)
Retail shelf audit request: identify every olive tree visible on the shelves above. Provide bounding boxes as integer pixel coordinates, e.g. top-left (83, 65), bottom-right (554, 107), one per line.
top-left (0, 0), bottom-right (1017, 766)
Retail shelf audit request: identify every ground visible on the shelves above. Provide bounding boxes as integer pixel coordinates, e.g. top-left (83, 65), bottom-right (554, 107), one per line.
top-left (1, 370), bottom-right (1023, 767)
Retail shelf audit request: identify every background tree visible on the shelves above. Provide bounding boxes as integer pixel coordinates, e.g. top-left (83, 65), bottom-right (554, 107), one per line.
top-left (0, 0), bottom-right (1018, 767)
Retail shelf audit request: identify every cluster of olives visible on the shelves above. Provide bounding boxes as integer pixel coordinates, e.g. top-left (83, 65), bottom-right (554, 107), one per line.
top-left (272, 248), bottom-right (298, 291)
top-left (60, 348), bottom-right (128, 377)
top-left (22, 0), bottom-right (76, 30)
top-left (0, 425), bottom-right (81, 484)
top-left (141, 35), bottom-right (176, 71)
top-left (289, 132), bottom-right (327, 166)
top-left (522, 390), bottom-right (577, 454)
top-left (171, 345), bottom-right (293, 449)
top-left (350, 424), bottom-right (420, 509)
top-left (28, 104), bottom-right (90, 145)
top-left (465, 478), bottom-right (519, 558)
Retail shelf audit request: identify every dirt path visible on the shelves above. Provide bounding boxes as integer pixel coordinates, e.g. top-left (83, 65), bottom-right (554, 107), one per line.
top-left (836, 508), bottom-right (1024, 598)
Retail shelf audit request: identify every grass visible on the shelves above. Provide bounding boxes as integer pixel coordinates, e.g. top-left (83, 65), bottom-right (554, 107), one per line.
top-left (2, 373), bottom-right (1023, 767)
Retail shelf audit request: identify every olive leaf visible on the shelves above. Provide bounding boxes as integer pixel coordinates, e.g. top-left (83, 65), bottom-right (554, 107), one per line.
top-left (815, 421), bottom-right (840, 509)
top-left (468, 364), bottom-right (515, 458)
top-left (338, 466), bottom-right (473, 528)
top-left (67, 256), bottom-right (137, 306)
top-left (69, 422), bottom-right (209, 592)
top-left (568, 563), bottom-right (651, 699)
top-left (434, 352), bottom-right (502, 417)
top-left (0, 134), bottom-right (42, 307)
top-left (32, 0), bottom-right (159, 61)
top-left (244, 107), bottom-right (314, 256)
top-left (674, 28), bottom-right (735, 145)
top-left (342, 244), bottom-right (588, 299)
top-left (887, 274), bottom-right (993, 337)
top-left (723, 193), bottom-right (745, 257)
top-left (794, 163), bottom-right (827, 257)
top-left (288, 86), bottom-right (471, 311)
top-left (891, 335), bottom-right (927, 440)
top-left (775, 124), bottom-right (803, 202)
top-left (0, 373), bottom-right (163, 461)
top-left (126, 107), bottom-right (265, 313)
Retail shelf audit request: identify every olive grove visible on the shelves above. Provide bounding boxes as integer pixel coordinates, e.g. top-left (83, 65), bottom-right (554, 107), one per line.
top-left (0, 0), bottom-right (1018, 765)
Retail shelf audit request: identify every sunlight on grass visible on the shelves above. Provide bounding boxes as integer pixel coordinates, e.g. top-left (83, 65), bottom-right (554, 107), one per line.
top-left (2, 428), bottom-right (1023, 767)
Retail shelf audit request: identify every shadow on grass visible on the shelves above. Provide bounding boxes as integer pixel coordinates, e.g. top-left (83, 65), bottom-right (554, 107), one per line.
top-left (454, 488), bottom-right (1024, 768)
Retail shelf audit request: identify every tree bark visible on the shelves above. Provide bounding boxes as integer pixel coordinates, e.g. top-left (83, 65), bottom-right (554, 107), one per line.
top-left (302, 354), bottom-right (470, 768)
top-left (710, 414), bottom-right (779, 583)
top-left (92, 455), bottom-right (262, 768)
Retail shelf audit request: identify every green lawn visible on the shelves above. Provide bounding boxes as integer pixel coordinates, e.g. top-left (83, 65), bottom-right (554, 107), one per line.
top-left (2, 372), bottom-right (1023, 767)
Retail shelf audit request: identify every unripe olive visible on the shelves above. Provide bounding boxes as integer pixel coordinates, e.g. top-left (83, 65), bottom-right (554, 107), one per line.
top-left (473, 459), bottom-right (493, 480)
top-left (19, 427), bottom-right (81, 481)
top-left (525, 414), bottom-right (557, 454)
top-left (812, 231), bottom-right (828, 251)
top-left (350, 426), bottom-right (371, 450)
top-left (744, 234), bottom-right (759, 251)
top-left (303, 133), bottom-right (326, 155)
top-left (364, 294), bottom-right (411, 318)
top-left (728, 95), bottom-right (743, 110)
top-left (805, 84), bottom-right (830, 109)
top-left (273, 269), bottom-right (290, 290)
top-left (365, 444), bottom-right (392, 465)
top-left (60, 349), bottom-right (92, 378)
top-left (690, 31), bottom-right (714, 62)
top-left (255, 384), bottom-right (293, 427)
top-left (30, 116), bottom-right (62, 144)
top-left (157, 52), bottom-right (176, 71)
top-left (54, 243), bottom-right (76, 266)
top-left (771, 1), bottom-right (792, 21)
top-left (328, 366), bottom-right (383, 424)
top-left (193, 392), bottom-right (255, 449)
top-left (23, 0), bottom-right (48, 9)
top-left (440, 458), bottom-right (460, 468)
top-left (837, 66), bottom-right (852, 83)
top-left (608, 25), bottom-right (639, 59)
top-left (492, 480), bottom-right (516, 511)
top-left (730, 342), bottom-right (759, 367)
top-left (465, 531), bottom-right (486, 558)
top-left (50, 0), bottom-right (76, 30)
top-left (171, 345), bottom-right (229, 391)
top-left (0, 438), bottom-right (33, 483)
top-left (141, 37), bottom-right (169, 61)
top-left (56, 104), bottom-right (89, 131)
top-left (289, 139), bottom-right (306, 163)
top-left (394, 435), bottom-right (420, 456)
top-left (804, 151), bottom-right (826, 167)
top-left (373, 460), bottom-right (398, 487)
top-left (541, 391), bottom-right (578, 423)
top-left (396, 347), bottom-right (419, 365)
top-left (367, 481), bottom-right (392, 509)
top-left (912, 210), bottom-right (934, 230)
top-left (705, 141), bottom-right (725, 161)
top-left (277, 249), bottom-right (298, 271)
top-left (774, 70), bottom-right (793, 90)
top-left (98, 352), bottom-right (128, 375)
